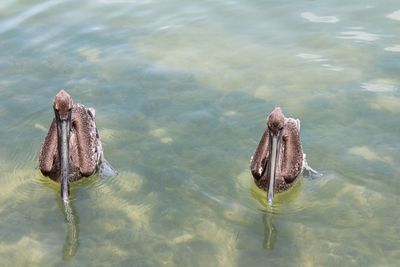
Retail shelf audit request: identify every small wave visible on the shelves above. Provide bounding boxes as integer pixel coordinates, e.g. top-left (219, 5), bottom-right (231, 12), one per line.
top-left (83, 170), bottom-right (143, 209)
top-left (348, 26), bottom-right (364, 30)
top-left (99, 0), bottom-right (151, 5)
top-left (321, 64), bottom-right (343, 72)
top-left (10, 141), bottom-right (39, 171)
top-left (337, 31), bottom-right (379, 42)
top-left (174, 171), bottom-right (260, 220)
top-left (250, 176), bottom-right (323, 216)
top-left (301, 12), bottom-right (339, 23)
top-left (0, 169), bottom-right (50, 206)
top-left (8, 108), bottom-right (48, 170)
top-left (384, 45), bottom-right (400, 52)
top-left (88, 173), bottom-right (117, 198)
top-left (361, 80), bottom-right (398, 93)
top-left (296, 53), bottom-right (327, 62)
top-left (296, 53), bottom-right (343, 72)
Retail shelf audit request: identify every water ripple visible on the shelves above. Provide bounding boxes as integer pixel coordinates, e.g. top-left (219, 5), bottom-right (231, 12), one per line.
top-left (296, 53), bottom-right (328, 62)
top-left (3, 169), bottom-right (49, 206)
top-left (85, 171), bottom-right (142, 208)
top-left (337, 31), bottom-right (380, 42)
top-left (384, 45), bottom-right (400, 52)
top-left (321, 64), bottom-right (343, 72)
top-left (99, 0), bottom-right (152, 5)
top-left (251, 180), bottom-right (315, 215)
top-left (7, 108), bottom-right (48, 170)
top-left (0, 0), bottom-right (64, 34)
top-left (296, 53), bottom-right (343, 72)
top-left (301, 12), bottom-right (339, 23)
top-left (361, 80), bottom-right (398, 93)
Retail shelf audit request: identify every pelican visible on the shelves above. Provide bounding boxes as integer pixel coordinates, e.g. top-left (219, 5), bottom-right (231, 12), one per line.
top-left (39, 90), bottom-right (116, 201)
top-left (250, 107), bottom-right (317, 204)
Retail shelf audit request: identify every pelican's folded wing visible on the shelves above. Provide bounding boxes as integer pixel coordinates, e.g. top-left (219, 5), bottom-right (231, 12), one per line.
top-left (280, 119), bottom-right (303, 183)
top-left (250, 129), bottom-right (270, 180)
top-left (70, 104), bottom-right (97, 177)
top-left (39, 119), bottom-right (58, 176)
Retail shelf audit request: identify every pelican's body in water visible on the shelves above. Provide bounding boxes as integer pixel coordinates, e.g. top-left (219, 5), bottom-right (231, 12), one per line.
top-left (39, 90), bottom-right (116, 201)
top-left (250, 107), bottom-right (317, 204)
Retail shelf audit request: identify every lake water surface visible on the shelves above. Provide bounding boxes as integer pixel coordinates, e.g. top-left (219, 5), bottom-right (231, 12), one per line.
top-left (0, 0), bottom-right (399, 266)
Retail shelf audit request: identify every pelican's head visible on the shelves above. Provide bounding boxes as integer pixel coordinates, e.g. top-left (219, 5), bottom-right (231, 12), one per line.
top-left (53, 90), bottom-right (73, 201)
top-left (267, 107), bottom-right (285, 136)
top-left (53, 90), bottom-right (73, 121)
top-left (265, 107), bottom-right (285, 204)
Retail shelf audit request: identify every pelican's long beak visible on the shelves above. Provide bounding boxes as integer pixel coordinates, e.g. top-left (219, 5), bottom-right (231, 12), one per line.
top-left (55, 109), bottom-right (72, 201)
top-left (267, 129), bottom-right (282, 204)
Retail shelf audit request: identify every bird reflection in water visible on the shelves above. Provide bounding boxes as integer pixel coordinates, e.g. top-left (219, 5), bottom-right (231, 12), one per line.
top-left (263, 212), bottom-right (277, 250)
top-left (59, 197), bottom-right (79, 261)
top-left (251, 176), bottom-right (303, 251)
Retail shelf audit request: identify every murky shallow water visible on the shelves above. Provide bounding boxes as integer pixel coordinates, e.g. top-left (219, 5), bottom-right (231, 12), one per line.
top-left (0, 0), bottom-right (399, 266)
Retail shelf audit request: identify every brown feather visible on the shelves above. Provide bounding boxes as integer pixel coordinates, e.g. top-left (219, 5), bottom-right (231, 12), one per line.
top-left (39, 119), bottom-right (58, 175)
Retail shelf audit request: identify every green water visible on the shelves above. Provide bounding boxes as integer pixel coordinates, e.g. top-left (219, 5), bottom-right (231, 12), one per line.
top-left (0, 0), bottom-right (399, 266)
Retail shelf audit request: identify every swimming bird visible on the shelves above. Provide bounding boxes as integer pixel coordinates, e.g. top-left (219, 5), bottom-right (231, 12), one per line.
top-left (250, 107), bottom-right (317, 204)
top-left (39, 90), bottom-right (116, 201)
